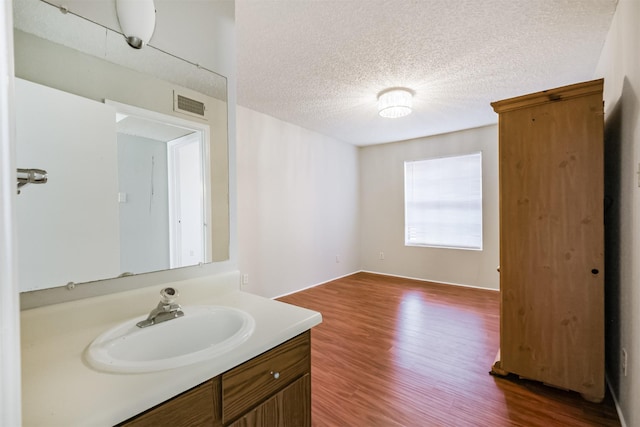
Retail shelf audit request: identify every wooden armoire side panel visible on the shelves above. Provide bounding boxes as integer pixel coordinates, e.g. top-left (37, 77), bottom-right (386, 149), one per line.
top-left (499, 89), bottom-right (604, 399)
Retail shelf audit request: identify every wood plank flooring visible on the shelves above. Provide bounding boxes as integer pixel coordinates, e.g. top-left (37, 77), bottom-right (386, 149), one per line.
top-left (278, 272), bottom-right (620, 427)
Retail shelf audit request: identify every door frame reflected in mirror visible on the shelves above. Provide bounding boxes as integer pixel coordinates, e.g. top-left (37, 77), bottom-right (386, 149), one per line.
top-left (107, 100), bottom-right (213, 276)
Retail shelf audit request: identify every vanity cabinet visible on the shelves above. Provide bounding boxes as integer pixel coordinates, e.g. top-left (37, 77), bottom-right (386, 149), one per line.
top-left (118, 331), bottom-right (311, 427)
top-left (491, 79), bottom-right (605, 401)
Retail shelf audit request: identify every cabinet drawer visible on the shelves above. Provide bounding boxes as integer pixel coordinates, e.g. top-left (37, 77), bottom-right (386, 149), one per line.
top-left (222, 331), bottom-right (310, 424)
top-left (117, 378), bottom-right (219, 427)
top-left (228, 374), bottom-right (311, 427)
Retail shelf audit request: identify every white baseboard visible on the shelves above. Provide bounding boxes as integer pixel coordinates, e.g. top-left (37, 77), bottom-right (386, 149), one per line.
top-left (271, 270), bottom-right (361, 300)
top-left (273, 270), bottom-right (499, 300)
top-left (606, 375), bottom-right (627, 427)
top-left (360, 270), bottom-right (499, 292)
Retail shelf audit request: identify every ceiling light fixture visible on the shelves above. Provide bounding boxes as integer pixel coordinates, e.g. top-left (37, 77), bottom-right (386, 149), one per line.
top-left (116, 0), bottom-right (156, 49)
top-left (377, 88), bottom-right (413, 118)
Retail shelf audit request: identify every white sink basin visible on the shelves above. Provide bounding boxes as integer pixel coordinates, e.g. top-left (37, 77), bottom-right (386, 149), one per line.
top-left (86, 306), bottom-right (255, 373)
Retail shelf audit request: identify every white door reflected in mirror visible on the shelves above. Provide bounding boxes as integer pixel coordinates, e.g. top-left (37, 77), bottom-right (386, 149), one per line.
top-left (168, 133), bottom-right (205, 268)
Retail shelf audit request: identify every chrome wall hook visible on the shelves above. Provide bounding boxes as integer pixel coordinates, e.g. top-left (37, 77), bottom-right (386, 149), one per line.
top-left (17, 168), bottom-right (48, 194)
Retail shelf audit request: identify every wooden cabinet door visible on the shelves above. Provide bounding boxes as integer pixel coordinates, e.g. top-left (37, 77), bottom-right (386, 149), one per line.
top-left (228, 374), bottom-right (310, 427)
top-left (497, 81), bottom-right (604, 400)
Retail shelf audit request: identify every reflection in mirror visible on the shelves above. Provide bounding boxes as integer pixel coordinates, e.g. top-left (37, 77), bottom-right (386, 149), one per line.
top-left (14, 0), bottom-right (229, 293)
top-left (111, 101), bottom-right (212, 275)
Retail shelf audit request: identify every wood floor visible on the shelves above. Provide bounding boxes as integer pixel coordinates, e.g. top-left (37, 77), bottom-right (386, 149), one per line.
top-left (278, 272), bottom-right (620, 427)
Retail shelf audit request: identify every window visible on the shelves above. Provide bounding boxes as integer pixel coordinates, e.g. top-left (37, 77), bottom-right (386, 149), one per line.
top-left (404, 152), bottom-right (482, 250)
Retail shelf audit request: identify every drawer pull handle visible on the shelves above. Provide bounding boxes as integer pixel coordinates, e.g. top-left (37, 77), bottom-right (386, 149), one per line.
top-left (270, 371), bottom-right (280, 379)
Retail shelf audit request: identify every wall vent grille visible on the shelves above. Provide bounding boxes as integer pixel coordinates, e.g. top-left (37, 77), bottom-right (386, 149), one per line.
top-left (173, 92), bottom-right (207, 119)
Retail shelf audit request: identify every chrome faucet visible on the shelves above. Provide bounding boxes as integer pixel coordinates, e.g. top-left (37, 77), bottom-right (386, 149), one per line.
top-left (136, 287), bottom-right (185, 328)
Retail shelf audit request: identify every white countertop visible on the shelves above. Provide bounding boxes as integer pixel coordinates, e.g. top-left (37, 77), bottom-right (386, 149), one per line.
top-left (20, 272), bottom-right (322, 426)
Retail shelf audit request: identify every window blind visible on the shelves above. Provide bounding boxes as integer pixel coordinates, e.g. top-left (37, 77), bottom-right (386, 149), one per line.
top-left (404, 152), bottom-right (482, 250)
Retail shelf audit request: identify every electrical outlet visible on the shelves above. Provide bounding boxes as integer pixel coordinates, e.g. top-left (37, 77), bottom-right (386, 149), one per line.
top-left (379, 252), bottom-right (385, 260)
top-left (622, 348), bottom-right (628, 376)
top-left (242, 274), bottom-right (249, 287)
top-left (335, 255), bottom-right (340, 263)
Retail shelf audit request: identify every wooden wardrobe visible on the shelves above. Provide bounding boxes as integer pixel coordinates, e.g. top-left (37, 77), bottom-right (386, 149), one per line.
top-left (491, 79), bottom-right (605, 402)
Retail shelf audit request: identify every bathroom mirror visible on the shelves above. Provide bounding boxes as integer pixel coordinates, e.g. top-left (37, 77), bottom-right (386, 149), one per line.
top-left (13, 0), bottom-right (230, 292)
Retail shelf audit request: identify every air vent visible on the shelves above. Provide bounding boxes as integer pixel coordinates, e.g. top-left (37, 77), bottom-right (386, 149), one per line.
top-left (173, 91), bottom-right (207, 119)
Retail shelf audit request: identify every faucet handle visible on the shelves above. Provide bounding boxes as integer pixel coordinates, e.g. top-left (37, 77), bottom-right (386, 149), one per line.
top-left (160, 287), bottom-right (179, 304)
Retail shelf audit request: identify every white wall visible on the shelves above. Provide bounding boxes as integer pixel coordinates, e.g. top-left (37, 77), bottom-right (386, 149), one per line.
top-left (0, 0), bottom-right (21, 423)
top-left (359, 125), bottom-right (499, 290)
top-left (237, 106), bottom-right (360, 298)
top-left (595, 0), bottom-right (640, 425)
top-left (237, 119), bottom-right (498, 296)
top-left (118, 134), bottom-right (170, 274)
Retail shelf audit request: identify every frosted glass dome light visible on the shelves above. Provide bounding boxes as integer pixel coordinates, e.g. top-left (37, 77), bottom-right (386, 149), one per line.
top-left (116, 0), bottom-right (156, 49)
top-left (377, 88), bottom-right (413, 118)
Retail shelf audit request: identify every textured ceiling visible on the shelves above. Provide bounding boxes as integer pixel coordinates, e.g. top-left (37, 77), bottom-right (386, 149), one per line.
top-left (237, 0), bottom-right (617, 146)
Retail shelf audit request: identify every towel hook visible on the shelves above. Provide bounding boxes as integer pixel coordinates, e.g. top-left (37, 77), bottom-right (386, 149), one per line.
top-left (17, 168), bottom-right (48, 194)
